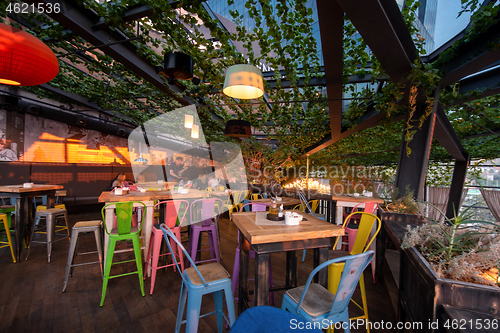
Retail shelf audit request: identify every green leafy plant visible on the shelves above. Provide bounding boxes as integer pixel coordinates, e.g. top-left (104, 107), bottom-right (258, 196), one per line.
top-left (382, 185), bottom-right (420, 214)
top-left (402, 205), bottom-right (500, 286)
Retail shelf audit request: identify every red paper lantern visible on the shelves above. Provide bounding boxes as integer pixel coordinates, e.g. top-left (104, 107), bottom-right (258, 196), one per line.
top-left (0, 23), bottom-right (59, 86)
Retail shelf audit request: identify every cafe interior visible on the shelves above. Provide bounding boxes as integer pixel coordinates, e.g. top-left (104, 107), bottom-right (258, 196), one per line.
top-left (1, 1), bottom-right (500, 332)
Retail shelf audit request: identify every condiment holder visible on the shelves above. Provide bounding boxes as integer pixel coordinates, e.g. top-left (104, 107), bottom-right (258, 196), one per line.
top-left (114, 188), bottom-right (123, 195)
top-left (23, 182), bottom-right (34, 188)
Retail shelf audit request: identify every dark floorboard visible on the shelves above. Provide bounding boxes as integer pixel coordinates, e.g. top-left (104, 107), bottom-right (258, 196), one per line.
top-left (0, 207), bottom-right (397, 332)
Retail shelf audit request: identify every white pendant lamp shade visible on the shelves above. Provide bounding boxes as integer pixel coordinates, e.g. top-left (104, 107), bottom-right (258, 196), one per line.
top-left (223, 64), bottom-right (264, 99)
top-left (191, 124), bottom-right (199, 138)
top-left (184, 114), bottom-right (193, 128)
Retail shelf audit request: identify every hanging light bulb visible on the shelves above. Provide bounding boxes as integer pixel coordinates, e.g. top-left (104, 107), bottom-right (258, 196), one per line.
top-left (191, 124), bottom-right (199, 139)
top-left (184, 114), bottom-right (193, 128)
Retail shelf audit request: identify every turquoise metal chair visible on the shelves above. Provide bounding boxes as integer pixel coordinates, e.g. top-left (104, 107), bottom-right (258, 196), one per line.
top-left (100, 201), bottom-right (146, 306)
top-left (281, 251), bottom-right (374, 333)
top-left (160, 224), bottom-right (236, 333)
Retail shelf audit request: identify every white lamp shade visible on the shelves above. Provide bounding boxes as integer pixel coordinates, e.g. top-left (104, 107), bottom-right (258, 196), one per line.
top-left (191, 124), bottom-right (199, 138)
top-left (184, 114), bottom-right (193, 128)
top-left (223, 64), bottom-right (264, 99)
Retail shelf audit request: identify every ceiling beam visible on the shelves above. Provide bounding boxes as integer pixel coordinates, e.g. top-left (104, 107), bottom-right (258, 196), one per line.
top-left (316, 0), bottom-right (344, 137)
top-left (335, 0), bottom-right (417, 83)
top-left (433, 103), bottom-right (467, 161)
top-left (439, 16), bottom-right (500, 87)
top-left (25, 0), bottom-right (193, 107)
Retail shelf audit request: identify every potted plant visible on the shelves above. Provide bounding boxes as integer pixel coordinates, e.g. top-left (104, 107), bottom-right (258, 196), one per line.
top-left (399, 207), bottom-right (500, 332)
top-left (378, 186), bottom-right (426, 225)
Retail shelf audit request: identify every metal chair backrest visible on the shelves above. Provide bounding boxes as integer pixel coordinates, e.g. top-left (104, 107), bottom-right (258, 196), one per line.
top-left (333, 211), bottom-right (381, 255)
top-left (154, 200), bottom-right (189, 228)
top-left (101, 201), bottom-right (146, 235)
top-left (250, 193), bottom-right (263, 200)
top-left (190, 198), bottom-right (223, 226)
top-left (232, 190), bottom-right (248, 207)
top-left (239, 202), bottom-right (270, 212)
top-left (160, 224), bottom-right (209, 288)
top-left (293, 251), bottom-right (374, 318)
top-left (298, 191), bottom-right (313, 214)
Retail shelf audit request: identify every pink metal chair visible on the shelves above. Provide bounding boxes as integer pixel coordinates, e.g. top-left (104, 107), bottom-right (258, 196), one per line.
top-left (144, 199), bottom-right (189, 294)
top-left (188, 198), bottom-right (223, 265)
top-left (232, 203), bottom-right (275, 305)
top-left (341, 201), bottom-right (379, 282)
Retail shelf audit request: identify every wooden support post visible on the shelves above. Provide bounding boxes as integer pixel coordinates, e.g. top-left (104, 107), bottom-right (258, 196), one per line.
top-left (446, 153), bottom-right (470, 219)
top-left (395, 89), bottom-right (437, 200)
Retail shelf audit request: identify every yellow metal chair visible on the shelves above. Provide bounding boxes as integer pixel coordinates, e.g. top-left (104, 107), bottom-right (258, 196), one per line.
top-left (0, 213), bottom-right (16, 263)
top-left (216, 185), bottom-right (226, 191)
top-left (327, 211), bottom-right (381, 333)
top-left (224, 190), bottom-right (248, 220)
top-left (293, 200), bottom-right (318, 212)
top-left (250, 193), bottom-right (263, 200)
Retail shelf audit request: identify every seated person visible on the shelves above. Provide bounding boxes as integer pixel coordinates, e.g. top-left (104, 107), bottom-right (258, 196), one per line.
top-left (169, 156), bottom-right (188, 182)
top-left (192, 173), bottom-right (208, 190)
top-left (135, 173), bottom-right (146, 184)
top-left (111, 173), bottom-right (127, 190)
top-left (208, 175), bottom-right (219, 189)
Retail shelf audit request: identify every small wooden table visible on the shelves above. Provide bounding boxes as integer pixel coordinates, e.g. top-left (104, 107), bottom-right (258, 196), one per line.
top-left (232, 211), bottom-right (344, 313)
top-left (0, 184), bottom-right (63, 262)
top-left (251, 197), bottom-right (302, 207)
top-left (98, 189), bottom-right (208, 269)
top-left (331, 194), bottom-right (384, 225)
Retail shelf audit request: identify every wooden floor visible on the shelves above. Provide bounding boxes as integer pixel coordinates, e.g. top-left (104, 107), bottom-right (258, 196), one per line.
top-left (0, 205), bottom-right (397, 332)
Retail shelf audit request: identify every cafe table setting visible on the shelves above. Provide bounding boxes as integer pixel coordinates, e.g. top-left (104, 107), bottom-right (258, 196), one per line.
top-left (231, 209), bottom-right (344, 313)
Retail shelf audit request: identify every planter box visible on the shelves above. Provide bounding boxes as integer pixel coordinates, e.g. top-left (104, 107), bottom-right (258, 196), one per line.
top-left (399, 247), bottom-right (500, 333)
top-left (378, 208), bottom-right (426, 225)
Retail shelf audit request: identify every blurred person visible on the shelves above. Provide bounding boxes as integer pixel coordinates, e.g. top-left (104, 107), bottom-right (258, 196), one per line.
top-left (192, 173), bottom-right (208, 190)
top-left (111, 173), bottom-right (127, 189)
top-left (0, 130), bottom-right (18, 161)
top-left (169, 156), bottom-right (188, 180)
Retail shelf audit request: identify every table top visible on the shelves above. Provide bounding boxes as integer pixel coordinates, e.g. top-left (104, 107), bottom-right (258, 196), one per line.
top-left (0, 184), bottom-right (63, 194)
top-left (98, 188), bottom-right (209, 203)
top-left (331, 194), bottom-right (384, 204)
top-left (232, 211), bottom-right (344, 245)
top-left (251, 197), bottom-right (302, 206)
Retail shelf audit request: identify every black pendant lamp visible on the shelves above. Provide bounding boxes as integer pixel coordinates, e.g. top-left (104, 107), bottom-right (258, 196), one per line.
top-left (162, 52), bottom-right (193, 80)
top-left (224, 119), bottom-right (252, 138)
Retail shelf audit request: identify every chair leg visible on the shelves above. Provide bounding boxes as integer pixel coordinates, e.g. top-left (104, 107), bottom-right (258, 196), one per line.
top-left (359, 273), bottom-right (370, 333)
top-left (63, 229), bottom-right (78, 292)
top-left (132, 236), bottom-right (145, 297)
top-left (302, 249), bottom-right (306, 262)
top-left (100, 238), bottom-right (116, 306)
top-left (176, 283), bottom-right (188, 333)
top-left (208, 231), bottom-right (215, 260)
top-left (1, 216), bottom-right (15, 263)
top-left (149, 231), bottom-right (162, 294)
top-left (211, 229), bottom-right (220, 263)
top-left (224, 283), bottom-right (236, 328)
top-left (189, 230), bottom-right (200, 266)
top-left (46, 215), bottom-right (55, 263)
top-left (144, 229), bottom-right (154, 279)
top-left (174, 229), bottom-right (184, 272)
top-left (94, 228), bottom-right (104, 276)
top-left (69, 231), bottom-right (81, 277)
top-left (214, 290), bottom-right (224, 333)
top-left (185, 292), bottom-right (202, 333)
top-left (25, 215), bottom-right (40, 261)
top-left (231, 247), bottom-right (240, 301)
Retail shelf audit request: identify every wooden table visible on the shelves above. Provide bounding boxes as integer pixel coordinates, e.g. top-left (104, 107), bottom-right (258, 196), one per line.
top-left (331, 194), bottom-right (384, 225)
top-left (0, 184), bottom-right (63, 262)
top-left (232, 210), bottom-right (344, 313)
top-left (98, 189), bottom-right (208, 269)
top-left (251, 197), bottom-right (302, 207)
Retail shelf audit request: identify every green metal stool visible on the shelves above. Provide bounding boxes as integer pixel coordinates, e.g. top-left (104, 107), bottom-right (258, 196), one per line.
top-left (100, 201), bottom-right (146, 307)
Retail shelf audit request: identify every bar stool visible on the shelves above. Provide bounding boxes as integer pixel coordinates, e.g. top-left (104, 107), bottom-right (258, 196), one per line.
top-left (63, 220), bottom-right (103, 292)
top-left (0, 213), bottom-right (16, 263)
top-left (26, 208), bottom-right (70, 262)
